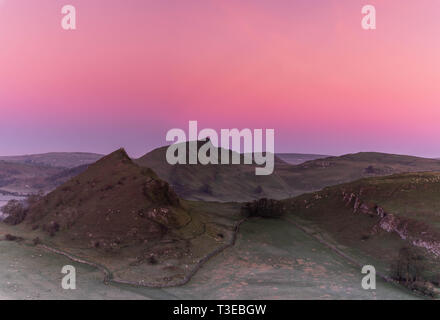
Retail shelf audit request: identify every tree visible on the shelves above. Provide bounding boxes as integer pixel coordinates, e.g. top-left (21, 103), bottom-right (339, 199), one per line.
top-left (391, 246), bottom-right (426, 284)
top-left (3, 200), bottom-right (27, 225)
top-left (241, 198), bottom-right (285, 218)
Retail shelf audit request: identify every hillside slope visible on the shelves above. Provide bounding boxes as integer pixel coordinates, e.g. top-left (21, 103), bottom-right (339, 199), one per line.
top-left (0, 152), bottom-right (102, 195)
top-left (137, 142), bottom-right (440, 202)
top-left (276, 153), bottom-right (330, 165)
top-left (0, 161), bottom-right (62, 195)
top-left (0, 152), bottom-right (103, 169)
top-left (283, 172), bottom-right (440, 296)
top-left (3, 149), bottom-right (241, 287)
top-left (0, 161), bottom-right (91, 195)
top-left (135, 142), bottom-right (292, 202)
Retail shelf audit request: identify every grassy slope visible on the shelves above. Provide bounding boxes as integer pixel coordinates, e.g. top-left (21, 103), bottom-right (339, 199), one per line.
top-left (5, 149), bottom-right (242, 287)
top-left (283, 172), bottom-right (440, 294)
top-left (137, 144), bottom-right (440, 202)
top-left (276, 153), bottom-right (330, 165)
top-left (0, 152), bottom-right (103, 195)
top-left (0, 161), bottom-right (63, 195)
top-left (0, 218), bottom-right (419, 299)
top-left (135, 145), bottom-right (292, 202)
top-left (0, 152), bottom-right (103, 169)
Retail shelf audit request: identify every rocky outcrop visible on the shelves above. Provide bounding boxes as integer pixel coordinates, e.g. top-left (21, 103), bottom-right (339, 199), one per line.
top-left (341, 190), bottom-right (440, 257)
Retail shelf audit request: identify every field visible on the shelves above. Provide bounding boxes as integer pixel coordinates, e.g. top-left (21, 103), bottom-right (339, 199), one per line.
top-left (0, 218), bottom-right (419, 299)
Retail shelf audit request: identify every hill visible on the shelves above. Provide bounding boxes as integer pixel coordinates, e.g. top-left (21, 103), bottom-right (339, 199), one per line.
top-left (0, 161), bottom-right (62, 195)
top-left (0, 152), bottom-right (103, 169)
top-left (282, 172), bottom-right (440, 296)
top-left (135, 141), bottom-right (293, 202)
top-left (136, 143), bottom-right (440, 202)
top-left (276, 153), bottom-right (330, 165)
top-left (3, 149), bottom-right (241, 287)
top-left (0, 152), bottom-right (102, 195)
top-left (0, 161), bottom-right (91, 195)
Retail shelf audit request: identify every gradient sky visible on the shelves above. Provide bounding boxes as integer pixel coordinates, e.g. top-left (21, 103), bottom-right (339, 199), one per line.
top-left (1, 0), bottom-right (440, 157)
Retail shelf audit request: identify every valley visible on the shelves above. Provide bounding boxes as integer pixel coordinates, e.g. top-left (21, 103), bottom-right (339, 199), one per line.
top-left (0, 218), bottom-right (419, 299)
top-left (1, 146), bottom-right (439, 299)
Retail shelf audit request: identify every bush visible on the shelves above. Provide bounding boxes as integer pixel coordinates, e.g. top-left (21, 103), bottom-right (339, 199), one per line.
top-left (148, 255), bottom-right (158, 265)
top-left (3, 200), bottom-right (27, 225)
top-left (2, 193), bottom-right (43, 225)
top-left (27, 193), bottom-right (43, 206)
top-left (391, 246), bottom-right (427, 284)
top-left (5, 234), bottom-right (22, 241)
top-left (43, 221), bottom-right (60, 237)
top-left (33, 237), bottom-right (41, 246)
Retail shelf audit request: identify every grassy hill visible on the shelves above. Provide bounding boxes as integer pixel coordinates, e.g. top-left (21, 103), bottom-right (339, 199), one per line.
top-left (0, 161), bottom-right (92, 195)
top-left (0, 161), bottom-right (62, 195)
top-left (0, 152), bottom-right (103, 169)
top-left (0, 216), bottom-right (419, 299)
top-left (3, 149), bottom-right (242, 287)
top-left (276, 153), bottom-right (330, 165)
top-left (137, 142), bottom-right (440, 202)
top-left (282, 172), bottom-right (440, 296)
top-left (0, 152), bottom-right (103, 195)
top-left (135, 142), bottom-right (293, 202)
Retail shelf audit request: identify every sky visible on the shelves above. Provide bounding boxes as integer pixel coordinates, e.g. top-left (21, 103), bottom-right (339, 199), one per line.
top-left (1, 0), bottom-right (440, 157)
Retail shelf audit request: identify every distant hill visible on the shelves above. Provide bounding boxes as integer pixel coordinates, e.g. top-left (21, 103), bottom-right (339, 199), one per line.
top-left (0, 161), bottom-right (61, 195)
top-left (4, 149), bottom-right (241, 287)
top-left (275, 152), bottom-right (440, 197)
top-left (283, 172), bottom-right (440, 296)
top-left (0, 152), bottom-right (103, 169)
top-left (0, 161), bottom-right (91, 195)
top-left (135, 142), bottom-right (294, 202)
top-left (137, 143), bottom-right (440, 202)
top-left (0, 153), bottom-right (102, 195)
top-left (276, 153), bottom-right (330, 165)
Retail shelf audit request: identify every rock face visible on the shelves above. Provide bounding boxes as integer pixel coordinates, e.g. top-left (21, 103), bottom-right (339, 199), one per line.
top-left (341, 190), bottom-right (440, 257)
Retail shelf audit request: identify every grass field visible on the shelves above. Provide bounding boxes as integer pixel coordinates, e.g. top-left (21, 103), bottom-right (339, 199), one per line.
top-left (0, 218), bottom-right (419, 299)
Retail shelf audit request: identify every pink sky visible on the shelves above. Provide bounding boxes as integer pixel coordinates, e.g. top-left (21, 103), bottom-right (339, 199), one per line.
top-left (1, 0), bottom-right (440, 157)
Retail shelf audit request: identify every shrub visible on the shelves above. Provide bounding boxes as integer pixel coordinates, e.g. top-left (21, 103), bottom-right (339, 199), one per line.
top-left (3, 200), bottom-right (27, 225)
top-left (148, 255), bottom-right (158, 265)
top-left (391, 246), bottom-right (427, 285)
top-left (5, 234), bottom-right (22, 241)
top-left (33, 237), bottom-right (41, 246)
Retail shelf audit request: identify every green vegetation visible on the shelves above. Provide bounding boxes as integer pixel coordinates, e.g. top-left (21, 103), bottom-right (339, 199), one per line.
top-left (3, 148), bottom-right (243, 287)
top-left (136, 143), bottom-right (440, 202)
top-left (0, 218), bottom-right (419, 299)
top-left (2, 201), bottom-right (27, 225)
top-left (3, 147), bottom-right (440, 299)
top-left (276, 153), bottom-right (330, 165)
top-left (0, 152), bottom-right (102, 169)
top-left (241, 198), bottom-right (285, 218)
top-left (283, 172), bottom-right (440, 297)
